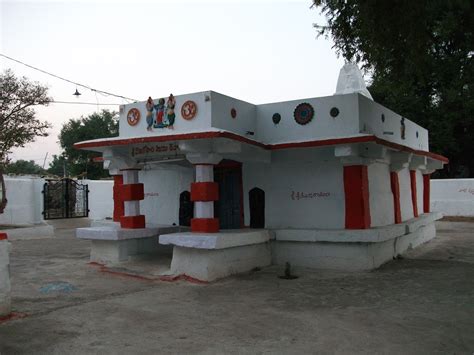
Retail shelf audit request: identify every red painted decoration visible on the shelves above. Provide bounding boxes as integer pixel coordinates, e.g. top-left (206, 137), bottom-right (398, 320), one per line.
top-left (410, 170), bottom-right (419, 218)
top-left (119, 183), bottom-right (145, 201)
top-left (113, 175), bottom-right (124, 222)
top-left (423, 174), bottom-right (431, 213)
top-left (191, 218), bottom-right (220, 233)
top-left (0, 232), bottom-right (8, 240)
top-left (127, 108), bottom-right (140, 126)
top-left (390, 172), bottom-right (402, 224)
top-left (120, 215), bottom-right (146, 229)
top-left (343, 165), bottom-right (371, 229)
top-left (191, 182), bottom-right (219, 202)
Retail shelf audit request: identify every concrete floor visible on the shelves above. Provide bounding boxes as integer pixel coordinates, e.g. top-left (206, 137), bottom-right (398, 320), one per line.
top-left (0, 219), bottom-right (473, 354)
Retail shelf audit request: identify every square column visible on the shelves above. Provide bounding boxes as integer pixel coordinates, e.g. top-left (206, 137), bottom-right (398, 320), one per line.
top-left (343, 165), bottom-right (371, 229)
top-left (119, 169), bottom-right (145, 229)
top-left (191, 165), bottom-right (219, 233)
top-left (186, 153), bottom-right (222, 233)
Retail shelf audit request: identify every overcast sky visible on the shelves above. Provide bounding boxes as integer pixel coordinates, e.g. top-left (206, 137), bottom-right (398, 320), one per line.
top-left (1, 0), bottom-right (345, 167)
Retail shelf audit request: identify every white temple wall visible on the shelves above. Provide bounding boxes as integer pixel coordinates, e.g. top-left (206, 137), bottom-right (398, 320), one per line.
top-left (358, 95), bottom-right (429, 151)
top-left (139, 165), bottom-right (194, 226)
top-left (368, 162), bottom-right (395, 227)
top-left (255, 94), bottom-right (360, 145)
top-left (243, 148), bottom-right (345, 229)
top-left (86, 180), bottom-right (113, 220)
top-left (119, 91), bottom-right (213, 138)
top-left (398, 168), bottom-right (414, 222)
top-left (211, 92), bottom-right (257, 137)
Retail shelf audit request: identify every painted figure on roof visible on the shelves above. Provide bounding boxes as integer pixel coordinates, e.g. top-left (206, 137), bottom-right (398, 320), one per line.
top-left (146, 97), bottom-right (154, 131)
top-left (154, 98), bottom-right (166, 128)
top-left (166, 94), bottom-right (176, 129)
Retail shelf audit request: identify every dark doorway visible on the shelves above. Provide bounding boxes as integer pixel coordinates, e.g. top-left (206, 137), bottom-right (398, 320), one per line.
top-left (179, 190), bottom-right (193, 226)
top-left (214, 160), bottom-right (243, 229)
top-left (43, 179), bottom-right (89, 219)
top-left (249, 187), bottom-right (265, 228)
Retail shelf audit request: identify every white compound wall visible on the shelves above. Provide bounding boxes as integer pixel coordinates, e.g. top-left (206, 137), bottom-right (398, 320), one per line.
top-left (431, 179), bottom-right (474, 216)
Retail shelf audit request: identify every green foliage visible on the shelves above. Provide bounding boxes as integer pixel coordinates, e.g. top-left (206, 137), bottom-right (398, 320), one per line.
top-left (47, 154), bottom-right (67, 177)
top-left (5, 159), bottom-right (46, 175)
top-left (55, 110), bottom-right (118, 179)
top-left (0, 69), bottom-right (52, 165)
top-left (314, 0), bottom-right (474, 177)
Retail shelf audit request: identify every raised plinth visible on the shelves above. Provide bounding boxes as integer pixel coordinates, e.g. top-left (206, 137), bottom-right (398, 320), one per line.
top-left (76, 225), bottom-right (181, 264)
top-left (160, 230), bottom-right (272, 282)
top-left (272, 212), bottom-right (443, 271)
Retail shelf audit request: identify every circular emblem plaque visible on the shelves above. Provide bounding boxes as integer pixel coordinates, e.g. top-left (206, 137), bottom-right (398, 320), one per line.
top-left (127, 108), bottom-right (140, 126)
top-left (230, 108), bottom-right (237, 119)
top-left (181, 100), bottom-right (197, 120)
top-left (293, 103), bottom-right (314, 125)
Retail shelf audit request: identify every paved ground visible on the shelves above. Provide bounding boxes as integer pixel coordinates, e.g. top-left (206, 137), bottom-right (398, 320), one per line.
top-left (0, 219), bottom-right (473, 354)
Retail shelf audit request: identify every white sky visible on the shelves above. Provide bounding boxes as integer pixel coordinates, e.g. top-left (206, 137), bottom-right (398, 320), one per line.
top-left (1, 0), bottom-right (344, 167)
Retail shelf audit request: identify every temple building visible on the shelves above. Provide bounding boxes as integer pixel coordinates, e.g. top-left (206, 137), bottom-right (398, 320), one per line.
top-left (75, 65), bottom-right (447, 281)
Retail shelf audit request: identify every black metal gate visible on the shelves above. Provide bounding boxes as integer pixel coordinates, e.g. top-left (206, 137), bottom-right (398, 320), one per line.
top-left (43, 178), bottom-right (89, 219)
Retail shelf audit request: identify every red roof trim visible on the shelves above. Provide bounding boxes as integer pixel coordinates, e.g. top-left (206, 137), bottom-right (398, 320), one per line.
top-left (74, 131), bottom-right (448, 163)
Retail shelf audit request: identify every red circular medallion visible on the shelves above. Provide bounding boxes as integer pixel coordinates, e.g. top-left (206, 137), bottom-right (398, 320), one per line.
top-left (127, 108), bottom-right (140, 126)
top-left (181, 100), bottom-right (197, 120)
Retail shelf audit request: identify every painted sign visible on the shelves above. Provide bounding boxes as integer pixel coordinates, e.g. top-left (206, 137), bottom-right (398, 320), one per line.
top-left (291, 190), bottom-right (330, 200)
top-left (131, 143), bottom-right (179, 157)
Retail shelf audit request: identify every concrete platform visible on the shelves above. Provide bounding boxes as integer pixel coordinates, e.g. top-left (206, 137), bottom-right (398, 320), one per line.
top-left (160, 230), bottom-right (272, 281)
top-left (272, 212), bottom-right (442, 271)
top-left (76, 225), bottom-right (181, 264)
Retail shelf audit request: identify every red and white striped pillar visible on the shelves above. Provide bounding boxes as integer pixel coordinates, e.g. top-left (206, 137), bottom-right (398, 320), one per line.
top-left (119, 169), bottom-right (145, 229)
top-left (186, 153), bottom-right (222, 233)
top-left (112, 174), bottom-right (124, 222)
top-left (190, 164), bottom-right (219, 233)
top-left (343, 165), bottom-right (371, 229)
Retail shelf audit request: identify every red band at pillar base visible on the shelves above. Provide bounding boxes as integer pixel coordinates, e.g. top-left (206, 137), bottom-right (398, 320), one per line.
top-left (0, 233), bottom-right (8, 240)
top-left (119, 183), bottom-right (145, 201)
top-left (423, 174), bottom-right (430, 213)
top-left (390, 171), bottom-right (402, 224)
top-left (120, 215), bottom-right (146, 229)
top-left (191, 182), bottom-right (219, 202)
top-left (410, 170), bottom-right (419, 218)
top-left (343, 165), bottom-right (371, 229)
top-left (191, 218), bottom-right (219, 233)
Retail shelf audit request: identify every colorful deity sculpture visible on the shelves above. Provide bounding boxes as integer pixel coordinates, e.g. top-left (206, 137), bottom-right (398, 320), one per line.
top-left (154, 98), bottom-right (166, 128)
top-left (166, 94), bottom-right (176, 129)
top-left (146, 97), bottom-right (154, 131)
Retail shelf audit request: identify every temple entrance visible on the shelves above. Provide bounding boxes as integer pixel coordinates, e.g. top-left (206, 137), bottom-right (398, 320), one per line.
top-left (214, 160), bottom-right (243, 229)
top-left (249, 187), bottom-right (265, 228)
top-left (179, 191), bottom-right (193, 227)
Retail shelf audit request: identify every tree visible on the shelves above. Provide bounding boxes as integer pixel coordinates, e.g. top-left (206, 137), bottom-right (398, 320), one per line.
top-left (5, 159), bottom-right (46, 175)
top-left (313, 0), bottom-right (474, 177)
top-left (47, 154), bottom-right (68, 177)
top-left (55, 110), bottom-right (118, 179)
top-left (0, 69), bottom-right (52, 165)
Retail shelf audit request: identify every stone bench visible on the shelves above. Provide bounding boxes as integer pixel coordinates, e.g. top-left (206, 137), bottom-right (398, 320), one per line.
top-left (159, 230), bottom-right (272, 282)
top-left (76, 225), bottom-right (182, 264)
